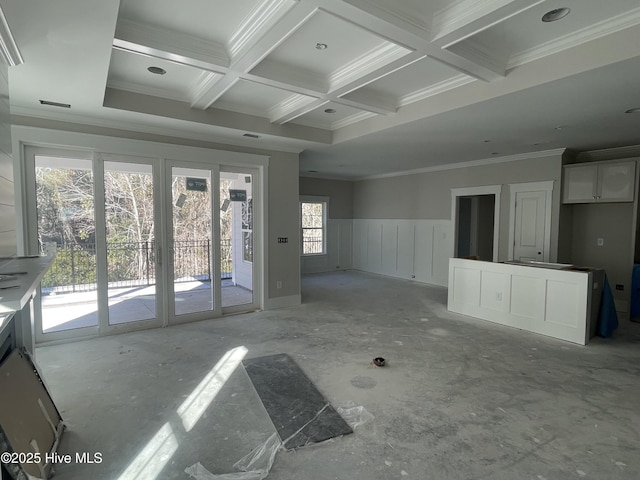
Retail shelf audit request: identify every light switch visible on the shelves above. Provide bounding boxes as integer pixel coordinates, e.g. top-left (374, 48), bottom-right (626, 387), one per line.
top-left (597, 238), bottom-right (604, 247)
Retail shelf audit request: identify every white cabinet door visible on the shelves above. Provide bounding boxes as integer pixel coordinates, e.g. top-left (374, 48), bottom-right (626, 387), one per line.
top-left (563, 160), bottom-right (636, 203)
top-left (599, 162), bottom-right (635, 202)
top-left (563, 164), bottom-right (597, 203)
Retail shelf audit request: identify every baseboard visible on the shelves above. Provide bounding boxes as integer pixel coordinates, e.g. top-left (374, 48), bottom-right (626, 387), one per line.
top-left (264, 294), bottom-right (301, 310)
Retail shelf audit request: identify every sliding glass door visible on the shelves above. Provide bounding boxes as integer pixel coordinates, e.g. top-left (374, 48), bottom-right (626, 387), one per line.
top-left (220, 168), bottom-right (256, 311)
top-left (33, 154), bottom-right (99, 339)
top-left (167, 163), bottom-right (219, 322)
top-left (26, 148), bottom-right (261, 343)
top-left (100, 159), bottom-right (162, 332)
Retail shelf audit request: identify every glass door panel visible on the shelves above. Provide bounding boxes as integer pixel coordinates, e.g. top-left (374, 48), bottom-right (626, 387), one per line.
top-left (35, 155), bottom-right (98, 334)
top-left (220, 170), bottom-right (254, 308)
top-left (103, 161), bottom-right (158, 325)
top-left (170, 167), bottom-right (214, 316)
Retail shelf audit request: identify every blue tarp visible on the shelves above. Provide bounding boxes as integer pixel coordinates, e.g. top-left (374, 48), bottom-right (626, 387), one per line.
top-left (597, 275), bottom-right (618, 338)
top-left (631, 264), bottom-right (640, 318)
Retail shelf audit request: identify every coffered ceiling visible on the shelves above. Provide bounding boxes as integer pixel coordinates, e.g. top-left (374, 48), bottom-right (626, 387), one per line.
top-left (3, 0), bottom-right (640, 178)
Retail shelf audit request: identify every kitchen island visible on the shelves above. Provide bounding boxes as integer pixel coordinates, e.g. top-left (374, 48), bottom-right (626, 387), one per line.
top-left (447, 258), bottom-right (604, 345)
top-left (0, 255), bottom-right (55, 357)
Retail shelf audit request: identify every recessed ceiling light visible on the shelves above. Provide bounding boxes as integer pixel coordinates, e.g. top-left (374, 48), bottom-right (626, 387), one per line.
top-left (625, 107), bottom-right (640, 113)
top-left (308, 170), bottom-right (318, 173)
top-left (554, 125), bottom-right (566, 130)
top-left (324, 108), bottom-right (336, 114)
top-left (315, 43), bottom-right (328, 50)
top-left (491, 152), bottom-right (499, 155)
top-left (483, 139), bottom-right (491, 143)
top-left (147, 66), bottom-right (167, 75)
top-left (39, 99), bottom-right (71, 108)
top-left (243, 133), bottom-right (260, 139)
top-left (542, 8), bottom-right (570, 22)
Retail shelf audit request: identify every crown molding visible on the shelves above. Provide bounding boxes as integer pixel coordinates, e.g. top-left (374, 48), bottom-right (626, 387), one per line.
top-left (508, 6), bottom-right (640, 69)
top-left (229, 0), bottom-right (297, 59)
top-left (0, 6), bottom-right (23, 66)
top-left (269, 93), bottom-right (318, 123)
top-left (10, 107), bottom-right (308, 153)
top-left (293, 110), bottom-right (376, 131)
top-left (432, 0), bottom-right (495, 42)
top-left (342, 0), bottom-right (431, 38)
top-left (329, 43), bottom-right (411, 93)
top-left (115, 19), bottom-right (230, 69)
top-left (399, 73), bottom-right (476, 107)
top-left (106, 80), bottom-right (188, 103)
top-left (190, 72), bottom-right (224, 105)
top-left (355, 148), bottom-right (567, 181)
top-left (575, 145), bottom-right (640, 163)
top-left (330, 111), bottom-right (377, 130)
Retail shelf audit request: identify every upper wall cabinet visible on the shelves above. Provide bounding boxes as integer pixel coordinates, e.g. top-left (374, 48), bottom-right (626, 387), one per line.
top-left (563, 160), bottom-right (636, 204)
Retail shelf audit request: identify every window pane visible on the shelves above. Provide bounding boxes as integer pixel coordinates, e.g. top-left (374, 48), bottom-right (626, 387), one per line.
top-left (301, 201), bottom-right (325, 255)
top-left (301, 202), bottom-right (323, 228)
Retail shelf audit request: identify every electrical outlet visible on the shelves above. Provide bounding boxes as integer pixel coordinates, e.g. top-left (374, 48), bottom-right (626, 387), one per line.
top-left (495, 292), bottom-right (503, 301)
top-left (597, 238), bottom-right (604, 247)
top-left (276, 280), bottom-right (282, 289)
top-left (616, 284), bottom-right (624, 291)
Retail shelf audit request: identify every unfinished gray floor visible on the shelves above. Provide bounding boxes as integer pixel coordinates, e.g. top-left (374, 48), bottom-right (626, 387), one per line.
top-left (36, 271), bottom-right (640, 480)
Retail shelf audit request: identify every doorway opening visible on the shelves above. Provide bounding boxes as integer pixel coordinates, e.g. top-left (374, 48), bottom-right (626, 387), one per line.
top-left (451, 185), bottom-right (501, 263)
top-left (456, 195), bottom-right (495, 261)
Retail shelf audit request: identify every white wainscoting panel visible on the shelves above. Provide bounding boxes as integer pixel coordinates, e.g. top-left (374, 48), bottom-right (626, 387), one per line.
top-left (301, 219), bottom-right (353, 274)
top-left (352, 219), bottom-right (453, 286)
top-left (448, 258), bottom-right (594, 345)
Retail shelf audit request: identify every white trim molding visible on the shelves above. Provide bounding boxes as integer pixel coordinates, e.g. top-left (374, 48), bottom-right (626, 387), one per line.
top-left (264, 293), bottom-right (301, 310)
top-left (0, 6), bottom-right (23, 66)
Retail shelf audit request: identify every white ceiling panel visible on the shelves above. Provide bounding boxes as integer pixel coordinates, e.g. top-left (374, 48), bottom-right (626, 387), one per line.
top-left (117, 0), bottom-right (262, 46)
top-left (455, 0), bottom-right (640, 69)
top-left (292, 101), bottom-right (375, 130)
top-left (213, 79), bottom-right (312, 118)
top-left (250, 9), bottom-right (404, 91)
top-left (107, 49), bottom-right (207, 102)
top-left (342, 57), bottom-right (469, 107)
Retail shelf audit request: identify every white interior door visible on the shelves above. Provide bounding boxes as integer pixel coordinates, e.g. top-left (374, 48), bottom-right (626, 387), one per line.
top-left (513, 190), bottom-right (547, 262)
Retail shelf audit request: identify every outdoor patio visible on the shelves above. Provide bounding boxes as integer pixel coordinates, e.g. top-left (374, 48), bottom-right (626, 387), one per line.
top-left (42, 280), bottom-right (253, 333)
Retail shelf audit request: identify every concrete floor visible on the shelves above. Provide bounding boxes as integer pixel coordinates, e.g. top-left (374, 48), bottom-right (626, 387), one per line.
top-left (36, 271), bottom-right (640, 480)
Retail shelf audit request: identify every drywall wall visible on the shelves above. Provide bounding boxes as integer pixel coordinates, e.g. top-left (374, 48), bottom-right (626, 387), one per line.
top-left (570, 202), bottom-right (634, 314)
top-left (299, 177), bottom-right (354, 219)
top-left (267, 152), bottom-right (301, 302)
top-left (299, 177), bottom-right (354, 274)
top-left (353, 153), bottom-right (564, 264)
top-left (0, 63), bottom-right (16, 257)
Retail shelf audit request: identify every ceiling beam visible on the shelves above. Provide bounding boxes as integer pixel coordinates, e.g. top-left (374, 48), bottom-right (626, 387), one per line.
top-left (431, 0), bottom-right (546, 48)
top-left (312, 0), bottom-right (504, 81)
top-left (114, 19), bottom-right (230, 70)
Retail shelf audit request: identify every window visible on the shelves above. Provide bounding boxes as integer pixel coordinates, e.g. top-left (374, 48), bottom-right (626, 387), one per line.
top-left (300, 198), bottom-right (327, 255)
